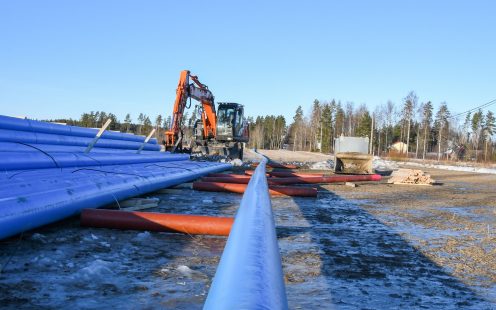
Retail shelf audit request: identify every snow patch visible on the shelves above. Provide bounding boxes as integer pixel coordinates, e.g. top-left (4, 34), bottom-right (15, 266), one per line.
top-left (309, 160), bottom-right (334, 170)
top-left (230, 158), bottom-right (243, 166)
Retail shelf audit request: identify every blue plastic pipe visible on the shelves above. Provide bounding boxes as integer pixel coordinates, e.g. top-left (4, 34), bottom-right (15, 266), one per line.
top-left (0, 142), bottom-right (161, 154)
top-left (0, 151), bottom-right (188, 171)
top-left (0, 128), bottom-right (160, 151)
top-left (0, 161), bottom-right (231, 240)
top-left (203, 158), bottom-right (288, 310)
top-left (0, 115), bottom-right (158, 144)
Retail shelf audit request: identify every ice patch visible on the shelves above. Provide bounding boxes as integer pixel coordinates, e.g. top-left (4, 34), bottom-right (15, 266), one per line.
top-left (30, 233), bottom-right (47, 243)
top-left (134, 231), bottom-right (151, 240)
top-left (74, 259), bottom-right (114, 282)
top-left (99, 241), bottom-right (111, 248)
top-left (177, 265), bottom-right (193, 277)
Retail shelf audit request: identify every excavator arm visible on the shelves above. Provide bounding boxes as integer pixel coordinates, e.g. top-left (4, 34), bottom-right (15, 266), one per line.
top-left (165, 70), bottom-right (217, 149)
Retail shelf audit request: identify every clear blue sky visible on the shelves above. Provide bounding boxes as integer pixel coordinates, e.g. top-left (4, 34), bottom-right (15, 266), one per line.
top-left (1, 1), bottom-right (495, 123)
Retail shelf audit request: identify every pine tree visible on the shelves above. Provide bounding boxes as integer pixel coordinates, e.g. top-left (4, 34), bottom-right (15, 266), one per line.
top-left (124, 114), bottom-right (132, 133)
top-left (471, 109), bottom-right (484, 160)
top-left (421, 101), bottom-right (433, 160)
top-left (310, 100), bottom-right (322, 151)
top-left (137, 113), bottom-right (145, 135)
top-left (291, 106), bottom-right (304, 151)
top-left (355, 111), bottom-right (372, 137)
top-left (484, 110), bottom-right (495, 161)
top-left (434, 102), bottom-right (450, 161)
top-left (334, 102), bottom-right (345, 138)
top-left (402, 91), bottom-right (417, 154)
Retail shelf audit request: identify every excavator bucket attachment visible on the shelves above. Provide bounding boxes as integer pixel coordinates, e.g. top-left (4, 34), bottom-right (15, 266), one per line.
top-left (334, 152), bottom-right (373, 174)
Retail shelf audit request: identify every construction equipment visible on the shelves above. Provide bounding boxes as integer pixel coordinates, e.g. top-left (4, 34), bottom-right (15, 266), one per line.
top-left (165, 70), bottom-right (249, 159)
top-left (334, 135), bottom-right (373, 174)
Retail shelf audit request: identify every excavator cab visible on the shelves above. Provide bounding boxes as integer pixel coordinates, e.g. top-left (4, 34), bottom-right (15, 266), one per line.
top-left (216, 103), bottom-right (249, 143)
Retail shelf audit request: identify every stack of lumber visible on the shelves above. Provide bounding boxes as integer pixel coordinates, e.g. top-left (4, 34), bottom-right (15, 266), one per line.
top-left (388, 168), bottom-right (436, 185)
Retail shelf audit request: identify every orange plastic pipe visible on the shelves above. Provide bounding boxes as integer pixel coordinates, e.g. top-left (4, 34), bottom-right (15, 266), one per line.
top-left (269, 171), bottom-right (325, 178)
top-left (192, 181), bottom-right (317, 197)
top-left (269, 174), bottom-right (382, 184)
top-left (208, 173), bottom-right (250, 178)
top-left (251, 162), bottom-right (299, 169)
top-left (201, 174), bottom-right (382, 185)
top-left (244, 170), bottom-right (270, 177)
top-left (80, 208), bottom-right (233, 236)
top-left (202, 176), bottom-right (252, 184)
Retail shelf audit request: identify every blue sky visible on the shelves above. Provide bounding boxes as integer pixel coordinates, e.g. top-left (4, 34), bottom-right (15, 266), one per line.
top-left (1, 1), bottom-right (495, 123)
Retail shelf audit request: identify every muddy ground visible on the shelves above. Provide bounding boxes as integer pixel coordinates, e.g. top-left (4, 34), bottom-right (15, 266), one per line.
top-left (0, 164), bottom-right (495, 309)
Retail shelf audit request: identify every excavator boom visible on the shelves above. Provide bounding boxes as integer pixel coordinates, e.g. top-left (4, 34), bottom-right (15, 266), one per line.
top-left (165, 70), bottom-right (217, 148)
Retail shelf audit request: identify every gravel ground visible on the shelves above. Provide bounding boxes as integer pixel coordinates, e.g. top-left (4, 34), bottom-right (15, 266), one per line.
top-left (0, 163), bottom-right (495, 309)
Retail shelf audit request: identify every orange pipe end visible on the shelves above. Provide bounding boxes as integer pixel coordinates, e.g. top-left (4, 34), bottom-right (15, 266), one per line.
top-left (81, 209), bottom-right (233, 236)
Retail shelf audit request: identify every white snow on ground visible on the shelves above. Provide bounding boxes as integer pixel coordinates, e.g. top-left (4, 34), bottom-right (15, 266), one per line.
top-left (309, 160), bottom-right (334, 170)
top-left (396, 161), bottom-right (496, 175)
top-left (373, 156), bottom-right (399, 170)
top-left (230, 158), bottom-right (243, 167)
top-left (372, 156), bottom-right (496, 174)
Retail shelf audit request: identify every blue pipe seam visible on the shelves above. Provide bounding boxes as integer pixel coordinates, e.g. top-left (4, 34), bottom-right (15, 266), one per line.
top-left (203, 158), bottom-right (288, 310)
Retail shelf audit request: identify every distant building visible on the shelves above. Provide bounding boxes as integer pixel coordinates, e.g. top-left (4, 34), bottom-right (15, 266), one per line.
top-left (390, 141), bottom-right (407, 153)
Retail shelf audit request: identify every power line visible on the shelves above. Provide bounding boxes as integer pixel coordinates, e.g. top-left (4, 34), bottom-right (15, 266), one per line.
top-left (448, 98), bottom-right (496, 119)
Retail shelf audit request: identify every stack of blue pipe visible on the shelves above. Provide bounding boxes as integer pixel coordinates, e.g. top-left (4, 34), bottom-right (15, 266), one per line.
top-left (0, 115), bottom-right (230, 240)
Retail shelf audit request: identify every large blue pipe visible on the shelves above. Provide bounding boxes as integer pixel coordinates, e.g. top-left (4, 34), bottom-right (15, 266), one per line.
top-left (0, 128), bottom-right (160, 151)
top-left (203, 158), bottom-right (288, 309)
top-left (0, 115), bottom-right (158, 144)
top-left (0, 161), bottom-right (231, 240)
top-left (0, 142), bottom-right (161, 154)
top-left (0, 161), bottom-right (200, 196)
top-left (0, 151), bottom-right (188, 171)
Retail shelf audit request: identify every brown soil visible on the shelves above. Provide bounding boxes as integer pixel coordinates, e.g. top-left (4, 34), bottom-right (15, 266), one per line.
top-left (321, 165), bottom-right (496, 290)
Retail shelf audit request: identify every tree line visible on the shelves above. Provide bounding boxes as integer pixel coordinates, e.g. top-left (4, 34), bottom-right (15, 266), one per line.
top-left (284, 92), bottom-right (495, 162)
top-left (46, 92), bottom-right (496, 162)
top-left (48, 111), bottom-right (172, 143)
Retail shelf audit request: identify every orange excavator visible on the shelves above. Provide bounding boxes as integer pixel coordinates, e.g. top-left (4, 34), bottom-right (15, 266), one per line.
top-left (165, 70), bottom-right (249, 160)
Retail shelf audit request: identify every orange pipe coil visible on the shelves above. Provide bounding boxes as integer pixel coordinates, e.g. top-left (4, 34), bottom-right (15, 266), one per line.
top-left (192, 181), bottom-right (317, 197)
top-left (81, 208), bottom-right (233, 236)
